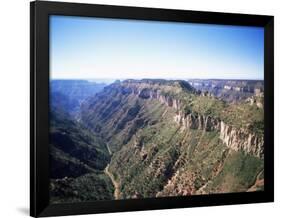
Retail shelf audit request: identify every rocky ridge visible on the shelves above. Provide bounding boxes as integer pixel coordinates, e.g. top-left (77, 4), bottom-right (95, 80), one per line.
top-left (115, 80), bottom-right (264, 158)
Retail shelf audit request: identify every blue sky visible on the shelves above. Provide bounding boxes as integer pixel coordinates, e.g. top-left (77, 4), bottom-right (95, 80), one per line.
top-left (50, 15), bottom-right (264, 80)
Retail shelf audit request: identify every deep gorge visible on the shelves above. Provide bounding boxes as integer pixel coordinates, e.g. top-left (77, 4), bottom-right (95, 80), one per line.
top-left (50, 79), bottom-right (264, 202)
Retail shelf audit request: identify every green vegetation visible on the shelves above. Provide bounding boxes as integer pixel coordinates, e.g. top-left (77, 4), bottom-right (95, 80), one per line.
top-left (50, 146), bottom-right (95, 179)
top-left (50, 172), bottom-right (114, 203)
top-left (204, 151), bottom-right (264, 193)
top-left (49, 104), bottom-right (114, 202)
top-left (50, 109), bottom-right (110, 172)
top-left (51, 79), bottom-right (264, 202)
top-left (222, 102), bottom-right (264, 133)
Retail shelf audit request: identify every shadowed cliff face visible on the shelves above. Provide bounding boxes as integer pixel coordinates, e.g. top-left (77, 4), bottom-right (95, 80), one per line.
top-left (49, 90), bottom-right (114, 203)
top-left (50, 80), bottom-right (106, 117)
top-left (79, 79), bottom-right (264, 199)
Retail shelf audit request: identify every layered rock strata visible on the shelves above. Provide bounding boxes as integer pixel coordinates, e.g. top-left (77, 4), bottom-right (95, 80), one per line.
top-left (119, 84), bottom-right (264, 158)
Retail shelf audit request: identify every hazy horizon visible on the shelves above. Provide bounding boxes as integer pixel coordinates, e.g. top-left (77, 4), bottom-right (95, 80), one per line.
top-left (50, 16), bottom-right (264, 80)
top-left (50, 77), bottom-right (264, 80)
top-left (50, 77), bottom-right (264, 85)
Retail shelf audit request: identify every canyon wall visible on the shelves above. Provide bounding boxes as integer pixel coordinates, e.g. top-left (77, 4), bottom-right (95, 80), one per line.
top-left (219, 121), bottom-right (264, 158)
top-left (121, 85), bottom-right (264, 158)
top-left (174, 110), bottom-right (264, 158)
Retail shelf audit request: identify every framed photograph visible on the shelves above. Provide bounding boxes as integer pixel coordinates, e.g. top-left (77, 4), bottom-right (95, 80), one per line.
top-left (30, 1), bottom-right (274, 217)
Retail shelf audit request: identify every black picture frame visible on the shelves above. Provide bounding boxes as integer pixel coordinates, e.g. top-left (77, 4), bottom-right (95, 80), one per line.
top-left (30, 1), bottom-right (274, 217)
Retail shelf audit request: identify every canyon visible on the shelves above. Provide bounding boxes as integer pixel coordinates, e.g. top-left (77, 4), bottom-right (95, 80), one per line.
top-left (106, 80), bottom-right (264, 157)
top-left (49, 79), bottom-right (264, 202)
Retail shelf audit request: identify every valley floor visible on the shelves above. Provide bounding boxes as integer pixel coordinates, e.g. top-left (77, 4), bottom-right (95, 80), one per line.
top-left (104, 164), bottom-right (121, 200)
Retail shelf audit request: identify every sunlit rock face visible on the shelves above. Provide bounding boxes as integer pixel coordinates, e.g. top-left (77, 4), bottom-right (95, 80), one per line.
top-left (219, 121), bottom-right (264, 158)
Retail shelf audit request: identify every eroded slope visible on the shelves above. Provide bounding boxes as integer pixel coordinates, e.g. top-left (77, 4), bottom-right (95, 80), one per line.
top-left (80, 79), bottom-right (264, 199)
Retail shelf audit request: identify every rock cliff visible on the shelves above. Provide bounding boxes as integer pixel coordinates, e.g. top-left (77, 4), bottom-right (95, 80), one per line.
top-left (174, 111), bottom-right (220, 131)
top-left (114, 80), bottom-right (264, 158)
top-left (219, 121), bottom-right (264, 158)
top-left (173, 110), bottom-right (263, 157)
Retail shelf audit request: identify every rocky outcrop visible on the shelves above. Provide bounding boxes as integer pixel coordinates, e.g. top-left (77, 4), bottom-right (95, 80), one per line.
top-left (135, 87), bottom-right (181, 110)
top-left (219, 121), bottom-right (264, 158)
top-left (174, 111), bottom-right (220, 131)
top-left (246, 96), bottom-right (264, 109)
top-left (158, 95), bottom-right (181, 110)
